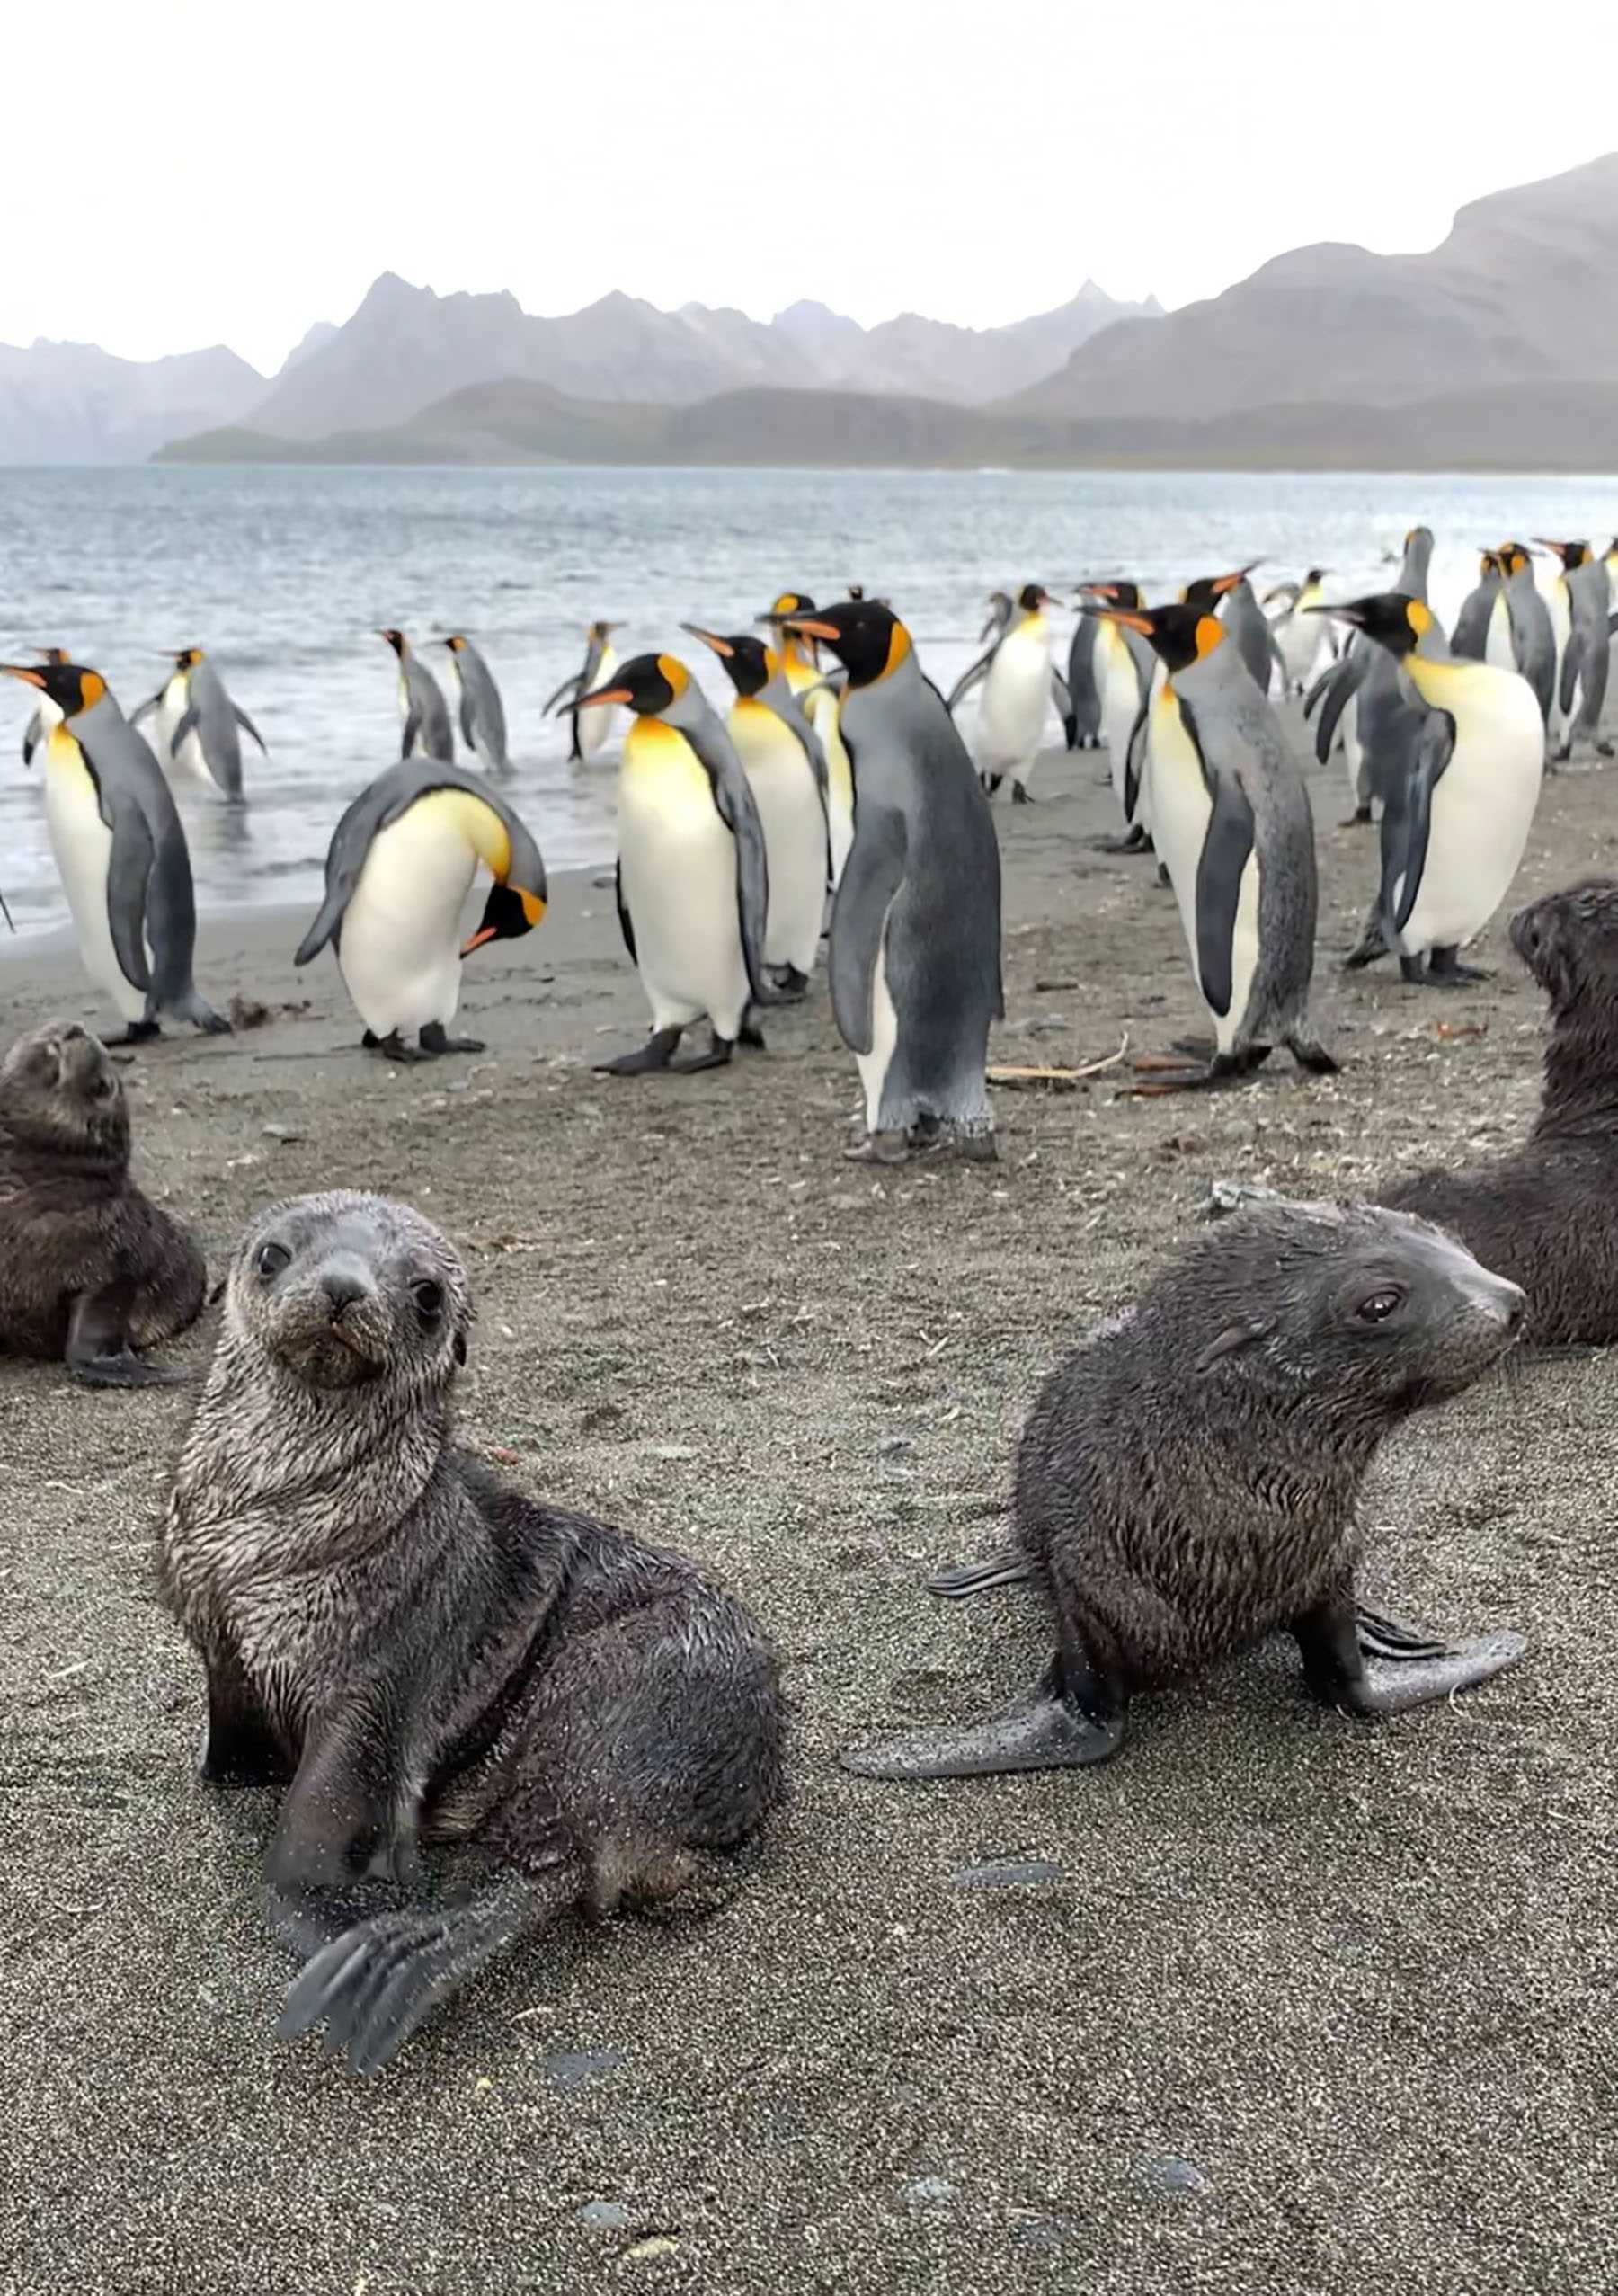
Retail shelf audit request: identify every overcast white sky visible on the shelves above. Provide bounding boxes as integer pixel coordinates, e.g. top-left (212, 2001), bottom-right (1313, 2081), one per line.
top-left (13, 0), bottom-right (1617, 375)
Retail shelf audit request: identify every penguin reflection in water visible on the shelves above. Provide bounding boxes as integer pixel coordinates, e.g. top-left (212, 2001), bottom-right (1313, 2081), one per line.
top-left (1087, 603), bottom-right (1336, 1092)
top-left (578, 653), bottom-right (776, 1076)
top-left (295, 763), bottom-right (547, 1061)
top-left (781, 598), bottom-right (1003, 1162)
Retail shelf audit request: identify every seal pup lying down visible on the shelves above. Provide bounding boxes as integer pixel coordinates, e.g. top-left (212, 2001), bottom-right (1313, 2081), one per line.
top-left (1382, 881), bottom-right (1618, 1345)
top-left (158, 1191), bottom-right (785, 2075)
top-left (849, 1201), bottom-right (1525, 1780)
top-left (0, 1019), bottom-right (203, 1385)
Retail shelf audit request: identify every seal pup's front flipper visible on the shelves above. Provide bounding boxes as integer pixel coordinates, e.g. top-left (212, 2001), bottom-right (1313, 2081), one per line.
top-left (66, 1287), bottom-right (185, 1387)
top-left (1295, 1595), bottom-right (1526, 1716)
top-left (927, 1543), bottom-right (1034, 1599)
top-left (843, 1657), bottom-right (1125, 1779)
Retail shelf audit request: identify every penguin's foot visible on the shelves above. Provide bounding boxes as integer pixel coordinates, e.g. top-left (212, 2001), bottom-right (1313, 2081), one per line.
top-left (1089, 829), bottom-right (1150, 855)
top-left (1598, 740), bottom-right (1615, 760)
top-left (769, 965), bottom-right (811, 1001)
top-left (361, 1029), bottom-right (379, 1049)
top-left (376, 1031), bottom-right (431, 1063)
top-left (1287, 1035), bottom-right (1340, 1075)
top-left (109, 1021), bottom-right (162, 1046)
top-left (1169, 1036), bottom-right (1217, 1063)
top-left (596, 1026), bottom-right (683, 1076)
top-left (70, 1348), bottom-right (187, 1391)
top-left (844, 1129), bottom-right (911, 1165)
top-left (1154, 863), bottom-right (1171, 889)
top-left (1296, 1598), bottom-right (1526, 1717)
top-left (1338, 806), bottom-right (1374, 827)
top-left (982, 774), bottom-right (1004, 799)
top-left (927, 1543), bottom-right (1034, 1599)
top-left (738, 1015), bottom-right (767, 1051)
top-left (950, 1126), bottom-right (999, 1163)
top-left (670, 1031), bottom-right (734, 1075)
top-left (1426, 948), bottom-right (1491, 987)
top-left (419, 1023), bottom-right (485, 1056)
top-left (1345, 921), bottom-right (1391, 971)
top-left (1010, 784), bottom-right (1034, 805)
top-left (843, 1676), bottom-right (1125, 1780)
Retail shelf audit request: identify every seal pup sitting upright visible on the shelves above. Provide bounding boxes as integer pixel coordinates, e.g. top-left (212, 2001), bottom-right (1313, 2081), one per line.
top-left (848, 1200), bottom-right (1525, 1781)
top-left (0, 1019), bottom-right (204, 1385)
top-left (157, 1192), bottom-right (785, 2077)
top-left (1382, 880), bottom-right (1618, 1344)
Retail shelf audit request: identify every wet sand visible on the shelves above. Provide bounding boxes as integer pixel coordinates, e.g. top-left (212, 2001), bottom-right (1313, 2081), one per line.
top-left (3, 726), bottom-right (1615, 2294)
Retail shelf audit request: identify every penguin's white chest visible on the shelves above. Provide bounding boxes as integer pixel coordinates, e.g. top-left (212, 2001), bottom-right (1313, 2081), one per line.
top-left (813, 688), bottom-right (856, 885)
top-left (1399, 669), bottom-right (1543, 954)
top-left (338, 796), bottom-right (481, 1036)
top-left (1277, 595), bottom-right (1325, 687)
top-left (1484, 595), bottom-right (1514, 670)
top-left (45, 736), bottom-right (147, 1021)
top-left (618, 722), bottom-right (750, 1037)
top-left (730, 699), bottom-right (823, 974)
top-left (1098, 627), bottom-right (1143, 812)
top-left (153, 672), bottom-right (209, 789)
top-left (1146, 690), bottom-right (1214, 974)
top-left (578, 647), bottom-right (619, 760)
top-left (974, 619), bottom-right (1050, 780)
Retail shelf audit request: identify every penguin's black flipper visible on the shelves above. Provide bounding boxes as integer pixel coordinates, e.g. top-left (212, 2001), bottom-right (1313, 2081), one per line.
top-left (106, 801), bottom-right (156, 996)
top-left (1192, 767), bottom-right (1256, 1024)
top-left (827, 809), bottom-right (907, 1055)
top-left (927, 1544), bottom-right (1034, 1599)
top-left (232, 704), bottom-right (270, 755)
top-left (614, 860), bottom-right (637, 963)
top-left (1122, 699), bottom-right (1151, 825)
top-left (1385, 710), bottom-right (1455, 937)
top-left (169, 705), bottom-right (200, 761)
top-left (1560, 630), bottom-right (1586, 720)
top-left (458, 689), bottom-right (477, 751)
top-left (945, 646), bottom-right (996, 715)
top-left (128, 693), bottom-right (161, 732)
top-left (399, 707), bottom-right (421, 761)
top-left (542, 672), bottom-right (584, 716)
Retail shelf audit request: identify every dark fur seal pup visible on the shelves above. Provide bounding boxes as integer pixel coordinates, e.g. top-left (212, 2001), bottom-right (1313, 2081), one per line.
top-left (1382, 880), bottom-right (1618, 1343)
top-left (0, 1019), bottom-right (203, 1385)
top-left (157, 1191), bottom-right (784, 2076)
top-left (849, 1200), bottom-right (1525, 1780)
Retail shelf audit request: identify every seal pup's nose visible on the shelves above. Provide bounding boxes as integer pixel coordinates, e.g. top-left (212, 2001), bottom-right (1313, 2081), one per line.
top-left (320, 1265), bottom-right (371, 1319)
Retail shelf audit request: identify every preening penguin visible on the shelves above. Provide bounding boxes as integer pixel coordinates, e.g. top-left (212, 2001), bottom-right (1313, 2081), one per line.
top-left (1321, 592), bottom-right (1543, 988)
top-left (546, 621), bottom-right (622, 763)
top-left (759, 592), bottom-right (857, 885)
top-left (0, 661), bottom-right (229, 1042)
top-left (781, 599), bottom-right (1002, 1164)
top-left (579, 652), bottom-right (774, 1077)
top-left (130, 647), bottom-right (265, 803)
top-left (440, 635), bottom-right (511, 777)
top-left (294, 762), bottom-right (547, 1062)
top-left (379, 629), bottom-right (455, 762)
top-left (682, 625), bottom-right (828, 997)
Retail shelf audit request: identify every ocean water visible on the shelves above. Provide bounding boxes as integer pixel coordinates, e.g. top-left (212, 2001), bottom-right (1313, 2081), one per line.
top-left (3, 462), bottom-right (1614, 937)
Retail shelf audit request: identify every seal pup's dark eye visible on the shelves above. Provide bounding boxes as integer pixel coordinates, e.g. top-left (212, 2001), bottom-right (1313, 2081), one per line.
top-left (412, 1278), bottom-right (444, 1323)
top-left (1356, 1288), bottom-right (1404, 1323)
top-left (257, 1241), bottom-right (291, 1282)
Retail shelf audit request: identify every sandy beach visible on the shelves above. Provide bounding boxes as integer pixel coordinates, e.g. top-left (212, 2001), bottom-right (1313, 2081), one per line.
top-left (2, 722), bottom-right (1614, 2296)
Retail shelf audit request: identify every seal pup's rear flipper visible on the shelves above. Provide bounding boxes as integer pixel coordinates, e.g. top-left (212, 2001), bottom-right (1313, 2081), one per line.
top-left (1297, 1597), bottom-right (1526, 1716)
top-left (843, 1691), bottom-right (1123, 1780)
top-left (926, 1543), bottom-right (1034, 1599)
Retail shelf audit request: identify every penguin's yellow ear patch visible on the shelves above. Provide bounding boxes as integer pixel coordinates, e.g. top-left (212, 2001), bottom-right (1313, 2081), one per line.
top-left (78, 670), bottom-right (106, 710)
top-left (1407, 600), bottom-right (1433, 636)
top-left (882, 618), bottom-right (913, 679)
top-left (519, 889), bottom-right (547, 927)
top-left (658, 655), bottom-right (689, 698)
top-left (1195, 616), bottom-right (1224, 659)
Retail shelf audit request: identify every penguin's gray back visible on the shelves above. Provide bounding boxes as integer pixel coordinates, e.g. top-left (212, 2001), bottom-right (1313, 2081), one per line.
top-left (188, 657), bottom-right (244, 798)
top-left (1451, 569), bottom-right (1499, 663)
top-left (455, 642), bottom-right (509, 771)
top-left (1505, 569), bottom-right (1555, 725)
top-left (1066, 615), bottom-right (1103, 741)
top-left (76, 699), bottom-right (213, 1023)
top-left (1221, 580), bottom-right (1279, 694)
top-left (405, 654), bottom-right (456, 761)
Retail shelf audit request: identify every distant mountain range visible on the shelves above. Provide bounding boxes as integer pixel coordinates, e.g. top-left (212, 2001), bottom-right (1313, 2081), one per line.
top-left (0, 339), bottom-right (263, 463)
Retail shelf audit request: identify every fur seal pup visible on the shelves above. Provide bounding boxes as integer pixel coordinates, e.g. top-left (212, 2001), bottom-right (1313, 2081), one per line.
top-left (1382, 879), bottom-right (1618, 1343)
top-left (849, 1200), bottom-right (1525, 1780)
top-left (0, 1019), bottom-right (204, 1385)
top-left (157, 1191), bottom-right (784, 2076)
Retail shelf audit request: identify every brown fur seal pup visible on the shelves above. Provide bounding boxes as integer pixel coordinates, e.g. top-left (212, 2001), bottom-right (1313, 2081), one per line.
top-left (157, 1190), bottom-right (785, 2077)
top-left (848, 1200), bottom-right (1526, 1780)
top-left (1382, 880), bottom-right (1618, 1344)
top-left (0, 1019), bottom-right (203, 1385)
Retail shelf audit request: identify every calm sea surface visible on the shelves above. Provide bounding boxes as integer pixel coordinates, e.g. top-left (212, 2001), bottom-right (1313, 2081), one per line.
top-left (3, 463), bottom-right (1614, 935)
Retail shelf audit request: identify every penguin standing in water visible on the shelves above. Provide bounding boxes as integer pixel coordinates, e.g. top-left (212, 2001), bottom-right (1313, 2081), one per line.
top-left (681, 624), bottom-right (829, 996)
top-left (780, 599), bottom-right (1002, 1163)
top-left (1321, 593), bottom-right (1543, 988)
top-left (130, 647), bottom-right (266, 804)
top-left (1064, 610), bottom-right (1103, 749)
top-left (1264, 571), bottom-right (1334, 695)
top-left (1450, 553), bottom-right (1505, 663)
top-left (379, 630), bottom-right (455, 761)
top-left (546, 621), bottom-right (622, 763)
top-left (759, 592), bottom-right (857, 887)
top-left (1494, 545), bottom-right (1555, 732)
top-left (294, 762), bottom-right (546, 1062)
top-left (1087, 605), bottom-right (1335, 1090)
top-left (575, 654), bottom-right (774, 1075)
top-left (0, 661), bottom-right (229, 1042)
top-left (440, 635), bottom-right (511, 778)
top-left (967, 583), bottom-right (1060, 803)
top-left (20, 645), bottom-right (70, 766)
top-left (1076, 580), bottom-right (1155, 850)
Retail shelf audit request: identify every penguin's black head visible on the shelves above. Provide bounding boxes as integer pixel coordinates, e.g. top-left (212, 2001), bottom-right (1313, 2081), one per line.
top-left (763, 592), bottom-right (815, 621)
top-left (170, 646), bottom-right (202, 667)
top-left (0, 662), bottom-right (107, 716)
top-left (32, 646), bottom-right (71, 667)
top-left (781, 600), bottom-right (910, 689)
top-left (1311, 591), bottom-right (1431, 658)
top-left (442, 634), bottom-right (467, 653)
top-left (1302, 567), bottom-right (1329, 586)
top-left (1017, 583), bottom-right (1055, 613)
top-left (1181, 565), bottom-right (1256, 610)
top-left (848, 583), bottom-right (866, 601)
top-left (680, 625), bottom-right (771, 698)
top-left (588, 619), bottom-right (620, 642)
top-left (462, 879), bottom-right (545, 956)
top-left (576, 652), bottom-right (688, 717)
top-left (1496, 543), bottom-right (1532, 577)
top-left (1533, 538), bottom-right (1590, 570)
top-left (1089, 602), bottom-right (1222, 675)
top-left (378, 628), bottom-right (406, 657)
top-left (1079, 579), bottom-right (1142, 611)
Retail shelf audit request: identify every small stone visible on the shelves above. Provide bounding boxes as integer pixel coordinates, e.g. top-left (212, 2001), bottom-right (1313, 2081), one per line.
top-left (623, 2236), bottom-right (680, 2262)
top-left (876, 1436), bottom-right (914, 1460)
top-left (1141, 2156), bottom-right (1210, 2196)
top-left (262, 1123), bottom-right (303, 1144)
top-left (577, 2202), bottom-right (632, 2232)
top-left (543, 2046), bottom-right (627, 2092)
top-left (651, 1444), bottom-right (696, 1462)
top-left (902, 2176), bottom-right (956, 2211)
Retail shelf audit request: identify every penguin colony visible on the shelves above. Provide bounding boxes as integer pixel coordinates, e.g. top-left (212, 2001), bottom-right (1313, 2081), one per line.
top-left (4, 524), bottom-right (1616, 2074)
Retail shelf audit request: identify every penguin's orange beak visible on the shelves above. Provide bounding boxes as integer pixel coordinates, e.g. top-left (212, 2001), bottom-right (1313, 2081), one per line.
top-left (1086, 609), bottom-right (1154, 637)
top-left (0, 666), bottom-right (46, 689)
top-left (574, 685), bottom-right (631, 710)
top-left (461, 926), bottom-right (497, 954)
top-left (781, 616), bottom-right (839, 641)
top-left (680, 625), bottom-right (733, 657)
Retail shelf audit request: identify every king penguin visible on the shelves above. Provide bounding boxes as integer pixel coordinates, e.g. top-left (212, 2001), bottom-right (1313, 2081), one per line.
top-left (1264, 571), bottom-right (1334, 695)
top-left (0, 660), bottom-right (230, 1042)
top-left (379, 629), bottom-right (455, 761)
top-left (546, 621), bottom-right (622, 763)
top-left (779, 598), bottom-right (1002, 1164)
top-left (1548, 546), bottom-right (1614, 761)
top-left (1310, 526), bottom-right (1434, 832)
top-left (130, 647), bottom-right (266, 803)
top-left (20, 645), bottom-right (70, 766)
top-left (440, 635), bottom-right (511, 777)
top-left (682, 623), bottom-right (830, 996)
top-left (1216, 566), bottom-right (1284, 696)
top-left (1450, 553), bottom-right (1506, 663)
top-left (1064, 609), bottom-right (1104, 749)
top-left (760, 592), bottom-right (857, 886)
top-left (1321, 592), bottom-right (1543, 987)
top-left (574, 653), bottom-right (774, 1075)
top-left (947, 583), bottom-right (1074, 769)
top-left (1089, 603), bottom-right (1335, 1089)
top-left (1494, 545), bottom-right (1555, 732)
top-left (968, 583), bottom-right (1060, 803)
top-left (294, 761), bottom-right (546, 1060)
top-left (1076, 580), bottom-right (1155, 850)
